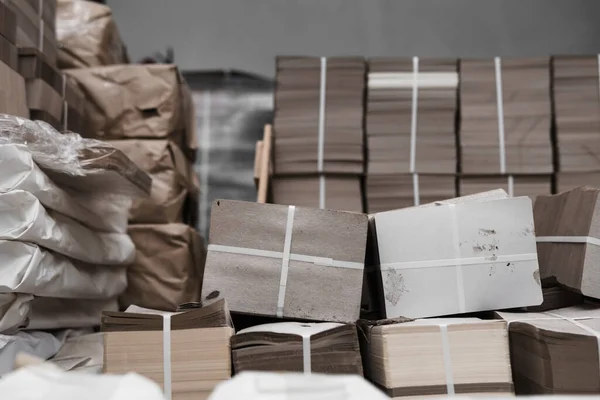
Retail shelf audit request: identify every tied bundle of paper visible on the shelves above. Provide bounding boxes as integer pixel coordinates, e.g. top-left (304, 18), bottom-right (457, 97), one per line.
top-left (0, 2), bottom-right (28, 118)
top-left (497, 304), bottom-right (600, 395)
top-left (361, 318), bottom-right (513, 397)
top-left (0, 115), bottom-right (150, 368)
top-left (272, 56), bottom-right (364, 212)
top-left (459, 175), bottom-right (552, 202)
top-left (366, 57), bottom-right (458, 212)
top-left (231, 322), bottom-right (362, 376)
top-left (103, 299), bottom-right (234, 400)
top-left (534, 186), bottom-right (600, 299)
top-left (65, 64), bottom-right (197, 162)
top-left (372, 189), bottom-right (543, 318)
top-left (18, 48), bottom-right (63, 130)
top-left (460, 57), bottom-right (552, 196)
top-left (554, 56), bottom-right (600, 191)
top-left (4, 0), bottom-right (58, 65)
top-left (202, 200), bottom-right (368, 322)
top-left (56, 0), bottom-right (129, 69)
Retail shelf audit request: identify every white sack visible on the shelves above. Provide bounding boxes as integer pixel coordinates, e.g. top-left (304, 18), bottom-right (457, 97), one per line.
top-left (0, 190), bottom-right (135, 265)
top-left (0, 144), bottom-right (130, 233)
top-left (0, 240), bottom-right (127, 299)
top-left (49, 332), bottom-right (104, 373)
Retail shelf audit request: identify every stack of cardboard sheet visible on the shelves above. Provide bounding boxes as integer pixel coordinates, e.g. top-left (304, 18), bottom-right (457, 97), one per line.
top-left (103, 299), bottom-right (234, 400)
top-left (202, 200), bottom-right (368, 322)
top-left (272, 56), bottom-right (365, 212)
top-left (0, 1), bottom-right (28, 117)
top-left (361, 318), bottom-right (513, 397)
top-left (66, 64), bottom-right (204, 312)
top-left (459, 175), bottom-right (552, 202)
top-left (366, 57), bottom-right (458, 212)
top-left (534, 187), bottom-right (600, 299)
top-left (0, 114), bottom-right (150, 366)
top-left (554, 56), bottom-right (600, 192)
top-left (459, 57), bottom-right (552, 198)
top-left (370, 189), bottom-right (543, 319)
top-left (498, 305), bottom-right (600, 395)
top-left (231, 322), bottom-right (363, 375)
top-left (56, 0), bottom-right (129, 68)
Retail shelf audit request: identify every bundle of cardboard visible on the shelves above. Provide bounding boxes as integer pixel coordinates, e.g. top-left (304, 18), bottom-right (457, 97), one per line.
top-left (272, 56), bottom-right (365, 212)
top-left (366, 57), bottom-right (458, 212)
top-left (0, 114), bottom-right (150, 368)
top-left (56, 0), bottom-right (129, 68)
top-left (459, 57), bottom-right (552, 198)
top-left (361, 318), bottom-right (514, 397)
top-left (498, 305), bottom-right (600, 395)
top-left (554, 56), bottom-right (600, 192)
top-left (0, 2), bottom-right (28, 118)
top-left (103, 299), bottom-right (234, 400)
top-left (66, 64), bottom-right (204, 312)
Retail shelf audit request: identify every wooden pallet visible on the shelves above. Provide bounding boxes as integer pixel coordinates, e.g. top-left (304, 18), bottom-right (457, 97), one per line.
top-left (253, 124), bottom-right (272, 203)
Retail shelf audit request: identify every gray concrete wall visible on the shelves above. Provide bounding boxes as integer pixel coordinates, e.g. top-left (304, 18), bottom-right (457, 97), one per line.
top-left (107, 0), bottom-right (600, 77)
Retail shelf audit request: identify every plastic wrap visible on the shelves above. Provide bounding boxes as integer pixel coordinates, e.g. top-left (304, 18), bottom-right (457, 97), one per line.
top-left (56, 0), bottom-right (129, 68)
top-left (48, 332), bottom-right (104, 373)
top-left (0, 144), bottom-right (130, 233)
top-left (0, 191), bottom-right (135, 265)
top-left (0, 241), bottom-right (127, 299)
top-left (0, 114), bottom-right (152, 197)
top-left (0, 365), bottom-right (165, 400)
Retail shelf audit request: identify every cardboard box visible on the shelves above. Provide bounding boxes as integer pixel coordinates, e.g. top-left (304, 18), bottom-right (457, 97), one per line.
top-left (202, 200), bottom-right (368, 322)
top-left (65, 65), bottom-right (196, 160)
top-left (120, 224), bottom-right (206, 312)
top-left (103, 299), bottom-right (233, 400)
top-left (108, 140), bottom-right (198, 224)
top-left (373, 196), bottom-right (543, 318)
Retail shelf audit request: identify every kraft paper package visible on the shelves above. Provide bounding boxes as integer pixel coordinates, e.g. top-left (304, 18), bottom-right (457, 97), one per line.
top-left (202, 199), bottom-right (368, 323)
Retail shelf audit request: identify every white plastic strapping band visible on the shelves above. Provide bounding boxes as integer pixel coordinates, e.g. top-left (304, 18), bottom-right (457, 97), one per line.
top-left (199, 91), bottom-right (211, 235)
top-left (410, 56), bottom-right (419, 174)
top-left (162, 314), bottom-right (172, 400)
top-left (450, 204), bottom-right (466, 313)
top-left (507, 175), bottom-right (514, 197)
top-left (318, 57), bottom-right (327, 209)
top-left (62, 75), bottom-right (68, 131)
top-left (379, 253), bottom-right (538, 271)
top-left (536, 236), bottom-right (600, 247)
top-left (302, 334), bottom-right (312, 374)
top-left (412, 173), bottom-right (420, 206)
top-left (439, 324), bottom-right (455, 395)
top-left (277, 205), bottom-right (296, 317)
top-left (494, 57), bottom-right (507, 174)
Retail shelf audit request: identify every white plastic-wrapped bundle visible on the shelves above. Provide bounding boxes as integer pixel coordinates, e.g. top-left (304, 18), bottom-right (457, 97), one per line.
top-left (0, 144), bottom-right (130, 233)
top-left (0, 191), bottom-right (135, 265)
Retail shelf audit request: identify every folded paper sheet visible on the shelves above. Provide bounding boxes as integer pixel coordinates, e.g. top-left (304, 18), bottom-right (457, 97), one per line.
top-left (534, 187), bottom-right (600, 299)
top-left (232, 322), bottom-right (363, 376)
top-left (361, 318), bottom-right (513, 397)
top-left (374, 195), bottom-right (542, 318)
top-left (202, 200), bottom-right (368, 322)
top-left (120, 224), bottom-right (206, 311)
top-left (0, 190), bottom-right (135, 265)
top-left (0, 143), bottom-right (129, 233)
top-left (103, 299), bottom-right (234, 400)
top-left (498, 304), bottom-right (600, 395)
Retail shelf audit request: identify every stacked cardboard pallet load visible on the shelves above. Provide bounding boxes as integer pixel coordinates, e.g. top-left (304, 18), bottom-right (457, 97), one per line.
top-left (553, 56), bottom-right (600, 192)
top-left (366, 57), bottom-right (458, 212)
top-left (272, 56), bottom-right (365, 212)
top-left (0, 1), bottom-right (28, 118)
top-left (0, 114), bottom-right (151, 373)
top-left (459, 57), bottom-right (553, 200)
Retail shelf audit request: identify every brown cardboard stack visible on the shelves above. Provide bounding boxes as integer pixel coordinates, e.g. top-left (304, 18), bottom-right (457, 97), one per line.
top-left (459, 175), bottom-right (552, 202)
top-left (534, 187), bottom-right (600, 299)
top-left (366, 57), bottom-right (458, 212)
top-left (459, 57), bottom-right (553, 198)
top-left (0, 1), bottom-right (28, 117)
top-left (272, 56), bottom-right (365, 212)
top-left (498, 305), bottom-right (600, 395)
top-left (56, 0), bottom-right (129, 69)
top-left (66, 64), bottom-right (203, 312)
top-left (202, 199), bottom-right (368, 322)
top-left (103, 299), bottom-right (234, 400)
top-left (554, 56), bottom-right (600, 191)
top-left (361, 319), bottom-right (514, 397)
top-left (231, 322), bottom-right (363, 375)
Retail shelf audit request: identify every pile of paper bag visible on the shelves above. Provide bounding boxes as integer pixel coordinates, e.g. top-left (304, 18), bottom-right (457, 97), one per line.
top-left (272, 56), bottom-right (365, 212)
top-left (0, 114), bottom-right (150, 372)
top-left (366, 57), bottom-right (458, 212)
